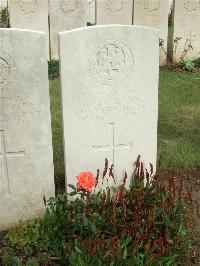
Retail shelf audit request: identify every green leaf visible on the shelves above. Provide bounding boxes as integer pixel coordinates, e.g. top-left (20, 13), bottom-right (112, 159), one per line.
top-left (75, 246), bottom-right (82, 254)
top-left (69, 191), bottom-right (77, 196)
top-left (68, 184), bottom-right (77, 191)
top-left (121, 237), bottom-right (132, 249)
top-left (123, 247), bottom-right (127, 260)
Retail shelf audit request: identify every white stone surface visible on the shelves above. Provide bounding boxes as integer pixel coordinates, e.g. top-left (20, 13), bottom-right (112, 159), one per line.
top-left (0, 0), bottom-right (7, 9)
top-left (60, 25), bottom-right (159, 189)
top-left (0, 29), bottom-right (54, 231)
top-left (173, 0), bottom-right (200, 62)
top-left (87, 0), bottom-right (95, 24)
top-left (96, 0), bottom-right (133, 25)
top-left (9, 0), bottom-right (49, 58)
top-left (133, 0), bottom-right (169, 65)
top-left (49, 0), bottom-right (87, 59)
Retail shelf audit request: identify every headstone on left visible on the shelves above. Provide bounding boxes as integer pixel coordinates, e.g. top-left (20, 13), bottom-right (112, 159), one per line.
top-left (49, 0), bottom-right (87, 59)
top-left (133, 0), bottom-right (169, 66)
top-left (9, 0), bottom-right (49, 58)
top-left (0, 29), bottom-right (55, 231)
top-left (96, 0), bottom-right (133, 25)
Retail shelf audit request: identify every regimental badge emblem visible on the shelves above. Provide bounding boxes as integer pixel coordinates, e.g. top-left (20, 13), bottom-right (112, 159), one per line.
top-left (0, 51), bottom-right (16, 91)
top-left (60, 0), bottom-right (79, 13)
top-left (107, 0), bottom-right (124, 13)
top-left (144, 0), bottom-right (160, 13)
top-left (88, 40), bottom-right (134, 86)
top-left (184, 0), bottom-right (200, 12)
top-left (19, 0), bottom-right (39, 15)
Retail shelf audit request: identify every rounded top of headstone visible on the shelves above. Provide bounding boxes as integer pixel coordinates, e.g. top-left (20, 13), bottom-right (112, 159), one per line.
top-left (59, 24), bottom-right (159, 36)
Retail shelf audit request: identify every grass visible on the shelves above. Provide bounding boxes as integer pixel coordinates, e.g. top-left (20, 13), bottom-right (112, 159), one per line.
top-left (158, 70), bottom-right (200, 168)
top-left (49, 69), bottom-right (200, 184)
top-left (49, 79), bottom-right (65, 189)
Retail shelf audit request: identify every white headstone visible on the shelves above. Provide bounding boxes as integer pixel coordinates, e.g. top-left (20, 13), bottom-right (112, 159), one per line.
top-left (133, 0), bottom-right (169, 65)
top-left (9, 0), bottom-right (49, 58)
top-left (0, 29), bottom-right (54, 231)
top-left (87, 0), bottom-right (95, 25)
top-left (96, 0), bottom-right (133, 25)
top-left (60, 25), bottom-right (159, 188)
top-left (173, 0), bottom-right (200, 62)
top-left (49, 0), bottom-right (87, 59)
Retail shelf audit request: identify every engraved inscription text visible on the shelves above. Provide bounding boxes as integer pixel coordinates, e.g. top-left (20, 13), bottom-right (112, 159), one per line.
top-left (0, 96), bottom-right (47, 125)
top-left (75, 89), bottom-right (146, 120)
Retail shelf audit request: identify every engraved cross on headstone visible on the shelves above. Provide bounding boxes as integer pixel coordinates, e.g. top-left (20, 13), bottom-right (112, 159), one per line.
top-left (92, 123), bottom-right (132, 164)
top-left (0, 130), bottom-right (25, 195)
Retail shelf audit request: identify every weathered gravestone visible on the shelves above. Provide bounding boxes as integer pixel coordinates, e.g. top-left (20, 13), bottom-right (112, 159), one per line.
top-left (173, 0), bottom-right (200, 62)
top-left (49, 0), bottom-right (87, 60)
top-left (96, 0), bottom-right (133, 25)
top-left (0, 29), bottom-right (54, 231)
top-left (9, 0), bottom-right (49, 58)
top-left (133, 0), bottom-right (169, 66)
top-left (60, 25), bottom-right (159, 188)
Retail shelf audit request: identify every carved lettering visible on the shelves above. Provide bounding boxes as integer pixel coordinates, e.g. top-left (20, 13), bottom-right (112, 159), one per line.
top-left (74, 89), bottom-right (146, 120)
top-left (0, 96), bottom-right (47, 125)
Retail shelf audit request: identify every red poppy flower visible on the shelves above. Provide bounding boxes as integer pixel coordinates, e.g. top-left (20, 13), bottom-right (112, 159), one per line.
top-left (76, 172), bottom-right (96, 192)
